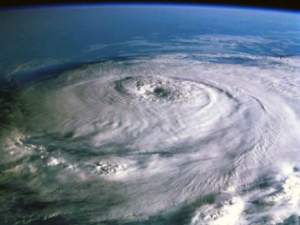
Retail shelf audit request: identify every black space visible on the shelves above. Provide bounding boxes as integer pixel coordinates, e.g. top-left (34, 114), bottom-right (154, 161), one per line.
top-left (0, 0), bottom-right (299, 12)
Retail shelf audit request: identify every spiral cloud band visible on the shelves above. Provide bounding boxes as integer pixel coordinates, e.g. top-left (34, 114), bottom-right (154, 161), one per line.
top-left (1, 52), bottom-right (300, 224)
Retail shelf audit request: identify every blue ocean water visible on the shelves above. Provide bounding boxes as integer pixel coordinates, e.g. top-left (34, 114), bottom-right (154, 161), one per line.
top-left (0, 5), bottom-right (299, 85)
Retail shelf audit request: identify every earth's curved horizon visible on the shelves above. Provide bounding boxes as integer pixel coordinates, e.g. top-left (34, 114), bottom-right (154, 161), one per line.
top-left (1, 4), bottom-right (300, 225)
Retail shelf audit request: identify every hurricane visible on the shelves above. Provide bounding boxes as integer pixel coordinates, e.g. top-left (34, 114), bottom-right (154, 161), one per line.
top-left (1, 49), bottom-right (300, 225)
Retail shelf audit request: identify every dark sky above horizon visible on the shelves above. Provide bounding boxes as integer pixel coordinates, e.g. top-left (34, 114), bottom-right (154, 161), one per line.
top-left (0, 0), bottom-right (299, 12)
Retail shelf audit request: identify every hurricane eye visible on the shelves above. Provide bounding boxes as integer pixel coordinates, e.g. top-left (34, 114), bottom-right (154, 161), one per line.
top-left (153, 87), bottom-right (170, 98)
